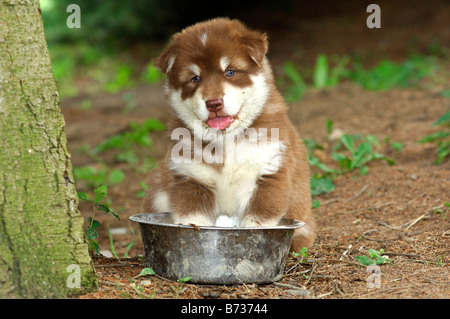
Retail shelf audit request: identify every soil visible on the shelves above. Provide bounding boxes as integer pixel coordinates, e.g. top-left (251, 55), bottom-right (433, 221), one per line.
top-left (62, 0), bottom-right (449, 299)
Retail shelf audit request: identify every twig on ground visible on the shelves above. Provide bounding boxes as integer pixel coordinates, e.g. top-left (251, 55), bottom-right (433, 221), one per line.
top-left (344, 202), bottom-right (393, 215)
top-left (378, 205), bottom-right (443, 231)
top-left (313, 291), bottom-right (334, 299)
top-left (321, 198), bottom-right (340, 206)
top-left (339, 244), bottom-right (353, 260)
top-left (361, 229), bottom-right (381, 241)
top-left (273, 282), bottom-right (307, 291)
top-left (346, 184), bottom-right (369, 202)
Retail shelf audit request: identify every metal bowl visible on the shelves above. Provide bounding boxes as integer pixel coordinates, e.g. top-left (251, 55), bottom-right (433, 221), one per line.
top-left (129, 212), bottom-right (305, 284)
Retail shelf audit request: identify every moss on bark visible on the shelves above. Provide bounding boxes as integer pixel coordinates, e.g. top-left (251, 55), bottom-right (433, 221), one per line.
top-left (0, 0), bottom-right (97, 298)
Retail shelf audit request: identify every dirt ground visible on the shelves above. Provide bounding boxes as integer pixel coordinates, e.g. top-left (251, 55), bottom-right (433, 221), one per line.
top-left (62, 1), bottom-right (449, 299)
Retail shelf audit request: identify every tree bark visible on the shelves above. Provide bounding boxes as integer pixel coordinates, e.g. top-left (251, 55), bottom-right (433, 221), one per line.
top-left (0, 0), bottom-right (97, 298)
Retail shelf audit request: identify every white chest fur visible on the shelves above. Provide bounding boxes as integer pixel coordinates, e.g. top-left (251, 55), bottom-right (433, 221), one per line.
top-left (169, 129), bottom-right (285, 225)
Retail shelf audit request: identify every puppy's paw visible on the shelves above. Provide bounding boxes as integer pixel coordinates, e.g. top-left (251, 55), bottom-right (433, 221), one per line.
top-left (215, 215), bottom-right (239, 227)
top-left (172, 213), bottom-right (214, 226)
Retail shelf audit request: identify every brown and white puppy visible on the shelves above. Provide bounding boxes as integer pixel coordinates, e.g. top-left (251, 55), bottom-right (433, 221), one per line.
top-left (143, 18), bottom-right (316, 250)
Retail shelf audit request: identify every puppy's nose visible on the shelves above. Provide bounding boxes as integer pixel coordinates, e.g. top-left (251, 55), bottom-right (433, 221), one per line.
top-left (206, 98), bottom-right (223, 112)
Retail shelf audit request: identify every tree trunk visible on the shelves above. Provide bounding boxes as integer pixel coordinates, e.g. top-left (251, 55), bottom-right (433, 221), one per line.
top-left (0, 0), bottom-right (97, 298)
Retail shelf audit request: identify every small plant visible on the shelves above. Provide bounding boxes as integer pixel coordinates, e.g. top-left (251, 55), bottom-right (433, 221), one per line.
top-left (108, 226), bottom-right (137, 258)
top-left (74, 165), bottom-right (125, 188)
top-left (104, 64), bottom-right (135, 93)
top-left (170, 276), bottom-right (192, 299)
top-left (94, 118), bottom-right (166, 166)
top-left (136, 181), bottom-right (149, 198)
top-left (347, 55), bottom-right (437, 91)
top-left (313, 54), bottom-right (349, 89)
top-left (331, 134), bottom-right (395, 176)
top-left (282, 55), bottom-right (349, 102)
top-left (282, 61), bottom-right (308, 102)
top-left (356, 248), bottom-right (391, 266)
top-left (305, 120), bottom-right (395, 202)
top-left (142, 62), bottom-right (164, 84)
top-left (310, 174), bottom-right (336, 197)
top-left (78, 185), bottom-right (120, 254)
top-left (291, 247), bottom-right (309, 263)
top-left (434, 202), bottom-right (450, 219)
top-left (418, 112), bottom-right (450, 164)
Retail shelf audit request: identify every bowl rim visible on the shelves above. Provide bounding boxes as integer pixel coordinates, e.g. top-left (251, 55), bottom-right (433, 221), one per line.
top-left (129, 212), bottom-right (305, 231)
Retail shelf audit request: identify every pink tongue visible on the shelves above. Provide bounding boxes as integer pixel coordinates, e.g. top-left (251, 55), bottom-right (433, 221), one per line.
top-left (207, 116), bottom-right (232, 130)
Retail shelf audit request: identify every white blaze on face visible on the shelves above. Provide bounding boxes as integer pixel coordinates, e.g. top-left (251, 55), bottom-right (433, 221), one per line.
top-left (188, 63), bottom-right (201, 76)
top-left (200, 32), bottom-right (208, 46)
top-left (219, 56), bottom-right (229, 72)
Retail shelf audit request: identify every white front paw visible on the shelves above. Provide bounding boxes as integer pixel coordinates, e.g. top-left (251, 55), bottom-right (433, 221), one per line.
top-left (215, 215), bottom-right (239, 227)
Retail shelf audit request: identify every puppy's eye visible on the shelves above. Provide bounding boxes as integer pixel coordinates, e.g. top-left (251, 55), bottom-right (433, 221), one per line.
top-left (192, 75), bottom-right (201, 83)
top-left (225, 70), bottom-right (236, 77)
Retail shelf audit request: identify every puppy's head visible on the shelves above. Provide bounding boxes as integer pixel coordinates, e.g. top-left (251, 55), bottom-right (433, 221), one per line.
top-left (155, 18), bottom-right (271, 141)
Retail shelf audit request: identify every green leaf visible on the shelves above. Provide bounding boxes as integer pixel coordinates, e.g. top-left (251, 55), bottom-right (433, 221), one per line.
top-left (313, 54), bottom-right (329, 89)
top-left (308, 155), bottom-right (336, 173)
top-left (88, 239), bottom-right (100, 254)
top-left (142, 63), bottom-right (163, 84)
top-left (325, 119), bottom-right (333, 137)
top-left (124, 227), bottom-right (136, 259)
top-left (97, 203), bottom-right (120, 220)
top-left (390, 142), bottom-right (404, 152)
top-left (312, 200), bottom-right (321, 209)
top-left (143, 118), bottom-right (166, 132)
top-left (177, 276), bottom-right (192, 283)
top-left (311, 176), bottom-right (336, 196)
top-left (365, 135), bottom-right (380, 146)
top-left (94, 185), bottom-right (108, 203)
top-left (360, 166), bottom-right (369, 176)
top-left (107, 226), bottom-right (119, 259)
top-left (283, 61), bottom-right (307, 102)
top-left (88, 217), bottom-right (101, 230)
top-left (86, 226), bottom-right (99, 241)
top-left (432, 112), bottom-right (450, 127)
top-left (418, 131), bottom-right (450, 143)
top-left (439, 90), bottom-right (450, 98)
top-left (136, 268), bottom-right (156, 277)
top-left (356, 255), bottom-right (375, 266)
top-left (341, 135), bottom-right (355, 153)
top-left (77, 191), bottom-right (90, 202)
top-left (108, 169), bottom-right (125, 185)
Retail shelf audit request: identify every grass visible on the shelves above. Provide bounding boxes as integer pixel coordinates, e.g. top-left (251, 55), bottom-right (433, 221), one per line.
top-left (94, 118), bottom-right (166, 165)
top-left (306, 119), bottom-right (396, 202)
top-left (347, 55), bottom-right (438, 91)
top-left (282, 52), bottom-right (446, 102)
top-left (418, 112), bottom-right (450, 164)
top-left (356, 248), bottom-right (391, 266)
top-left (78, 185), bottom-right (120, 254)
top-left (74, 118), bottom-right (165, 191)
top-left (48, 42), bottom-right (165, 98)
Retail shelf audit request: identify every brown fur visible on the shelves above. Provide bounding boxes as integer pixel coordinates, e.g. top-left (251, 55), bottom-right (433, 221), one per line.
top-left (143, 18), bottom-right (316, 251)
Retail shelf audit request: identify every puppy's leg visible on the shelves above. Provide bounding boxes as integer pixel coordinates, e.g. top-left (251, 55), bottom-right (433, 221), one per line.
top-left (241, 170), bottom-right (316, 251)
top-left (241, 170), bottom-right (291, 227)
top-left (168, 176), bottom-right (216, 226)
top-left (143, 163), bottom-right (168, 212)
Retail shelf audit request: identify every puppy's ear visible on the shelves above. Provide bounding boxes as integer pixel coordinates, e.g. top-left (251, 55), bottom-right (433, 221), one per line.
top-left (241, 31), bottom-right (268, 67)
top-left (153, 42), bottom-right (177, 74)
